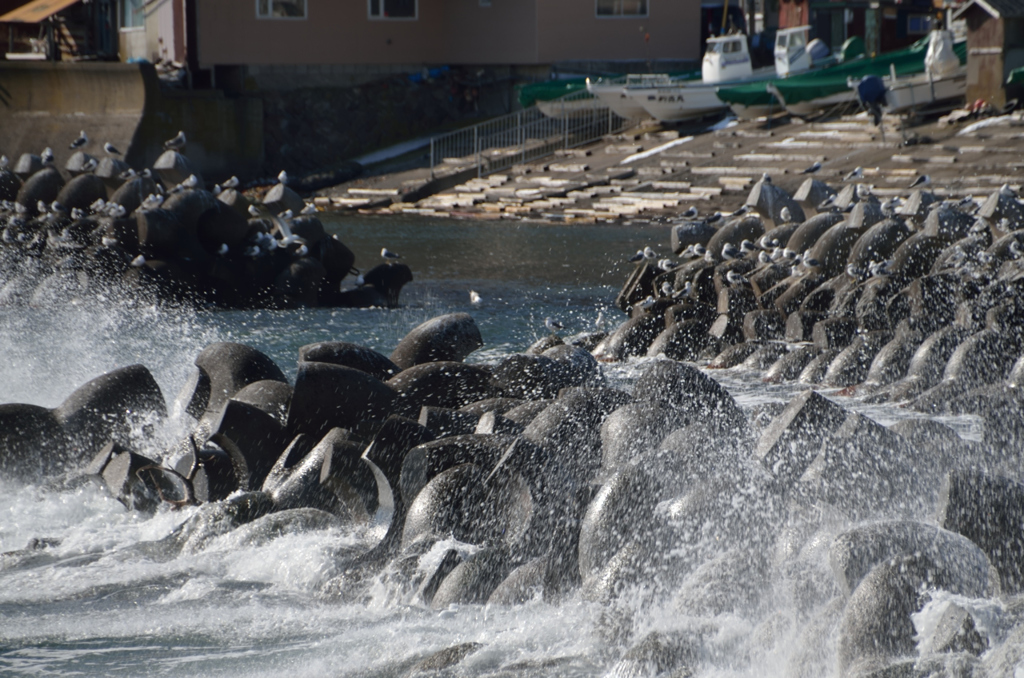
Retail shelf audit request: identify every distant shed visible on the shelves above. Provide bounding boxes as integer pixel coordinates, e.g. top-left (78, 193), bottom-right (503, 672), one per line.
top-left (952, 0), bottom-right (1024, 109)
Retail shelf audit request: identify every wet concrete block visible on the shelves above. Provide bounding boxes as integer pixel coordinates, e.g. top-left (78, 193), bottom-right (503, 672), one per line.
top-left (754, 390), bottom-right (848, 486)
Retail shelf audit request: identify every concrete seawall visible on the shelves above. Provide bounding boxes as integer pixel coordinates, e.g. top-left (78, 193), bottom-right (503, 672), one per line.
top-left (0, 61), bottom-right (262, 181)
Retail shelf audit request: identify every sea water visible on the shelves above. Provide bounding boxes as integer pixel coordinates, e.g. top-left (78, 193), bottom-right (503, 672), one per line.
top-left (0, 216), bottom-right (997, 676)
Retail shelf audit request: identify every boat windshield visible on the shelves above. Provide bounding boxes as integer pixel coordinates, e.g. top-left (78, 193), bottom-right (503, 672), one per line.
top-left (710, 39), bottom-right (743, 54)
top-left (777, 34), bottom-right (787, 48)
top-left (789, 31), bottom-right (806, 48)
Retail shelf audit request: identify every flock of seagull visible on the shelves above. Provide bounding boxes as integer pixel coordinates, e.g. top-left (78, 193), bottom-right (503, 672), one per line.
top-left (3, 128), bottom-right (410, 298)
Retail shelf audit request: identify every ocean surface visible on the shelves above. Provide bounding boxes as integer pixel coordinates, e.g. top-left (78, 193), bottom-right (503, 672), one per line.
top-left (0, 216), bottom-right (991, 676)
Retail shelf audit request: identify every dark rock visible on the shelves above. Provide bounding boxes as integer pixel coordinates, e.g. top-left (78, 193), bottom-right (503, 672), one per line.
top-left (754, 390), bottom-right (848, 486)
top-left (813, 316), bottom-right (858, 350)
top-left (822, 331), bottom-right (893, 388)
top-left (208, 399), bottom-right (292, 490)
top-left (53, 364), bottom-right (166, 461)
top-left (16, 168), bottom-right (65, 214)
top-left (179, 342), bottom-right (287, 420)
top-left (0, 404), bottom-right (70, 478)
top-left (387, 361), bottom-right (497, 416)
top-left (389, 313), bottom-right (483, 370)
top-left (417, 406), bottom-right (480, 438)
top-left (938, 470), bottom-right (1024, 594)
top-left (287, 361), bottom-right (397, 440)
top-left (838, 553), bottom-right (991, 675)
top-left (231, 379), bottom-right (292, 425)
top-left (764, 345), bottom-right (820, 383)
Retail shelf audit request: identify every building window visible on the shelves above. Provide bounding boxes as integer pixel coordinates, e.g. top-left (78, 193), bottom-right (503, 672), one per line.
top-left (596, 0), bottom-right (648, 17)
top-left (369, 0), bottom-right (417, 19)
top-left (257, 0), bottom-right (307, 19)
top-left (906, 14), bottom-right (932, 34)
top-left (119, 0), bottom-right (144, 28)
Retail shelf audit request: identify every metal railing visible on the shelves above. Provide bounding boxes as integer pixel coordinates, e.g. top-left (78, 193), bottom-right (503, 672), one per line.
top-left (429, 88), bottom-right (638, 179)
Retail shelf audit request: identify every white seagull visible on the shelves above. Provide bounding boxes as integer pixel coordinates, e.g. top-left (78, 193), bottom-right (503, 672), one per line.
top-left (104, 142), bottom-right (122, 156)
top-left (908, 174), bottom-right (931, 189)
top-left (544, 317), bottom-right (564, 333)
top-left (381, 247), bottom-right (400, 262)
top-left (800, 161), bottom-right (821, 174)
top-left (69, 130), bottom-right (88, 149)
top-left (469, 290), bottom-right (482, 305)
top-left (726, 270), bottom-right (748, 285)
top-left (164, 131), bottom-right (186, 150)
top-left (844, 167), bottom-right (864, 182)
top-left (277, 170), bottom-right (289, 185)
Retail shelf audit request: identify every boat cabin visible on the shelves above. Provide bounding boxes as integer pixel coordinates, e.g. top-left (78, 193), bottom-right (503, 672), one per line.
top-left (702, 34), bottom-right (752, 84)
top-left (775, 26), bottom-right (811, 77)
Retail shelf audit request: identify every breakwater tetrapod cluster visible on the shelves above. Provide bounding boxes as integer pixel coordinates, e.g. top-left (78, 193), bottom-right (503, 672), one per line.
top-left (2, 119), bottom-right (1024, 676)
top-left (0, 134), bottom-right (411, 309)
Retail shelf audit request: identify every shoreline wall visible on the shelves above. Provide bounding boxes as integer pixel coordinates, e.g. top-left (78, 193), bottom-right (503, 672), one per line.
top-left (0, 61), bottom-right (262, 182)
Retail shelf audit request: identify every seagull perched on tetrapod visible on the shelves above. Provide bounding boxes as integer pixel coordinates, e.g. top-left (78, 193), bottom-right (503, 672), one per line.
top-left (800, 161), bottom-right (821, 174)
top-left (721, 243), bottom-right (741, 260)
top-left (908, 174), bottom-right (931, 189)
top-left (69, 130), bottom-right (88, 150)
top-left (844, 167), bottom-right (864, 182)
top-left (726, 270), bottom-right (748, 286)
top-left (682, 205), bottom-right (698, 219)
top-left (103, 142), bottom-right (122, 156)
top-left (381, 247), bottom-right (401, 262)
top-left (544, 317), bottom-right (563, 335)
top-left (164, 131), bottom-right (186, 150)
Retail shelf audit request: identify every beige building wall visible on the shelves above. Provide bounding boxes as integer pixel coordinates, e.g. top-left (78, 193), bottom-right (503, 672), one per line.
top-left (536, 0), bottom-right (702, 62)
top-left (196, 0), bottom-right (697, 69)
top-left (437, 0), bottom-right (538, 64)
top-left (197, 0), bottom-right (447, 67)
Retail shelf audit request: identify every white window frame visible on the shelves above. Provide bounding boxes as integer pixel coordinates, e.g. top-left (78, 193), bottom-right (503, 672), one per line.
top-left (256, 0), bottom-right (308, 20)
top-left (596, 0), bottom-right (649, 18)
top-left (368, 0), bottom-right (419, 21)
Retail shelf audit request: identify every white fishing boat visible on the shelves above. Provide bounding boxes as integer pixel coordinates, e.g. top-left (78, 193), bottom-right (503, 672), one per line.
top-left (638, 33), bottom-right (775, 122)
top-left (638, 27), bottom-right (827, 122)
top-left (766, 30), bottom-right (966, 119)
top-left (882, 30), bottom-right (967, 114)
top-left (585, 73), bottom-right (682, 120)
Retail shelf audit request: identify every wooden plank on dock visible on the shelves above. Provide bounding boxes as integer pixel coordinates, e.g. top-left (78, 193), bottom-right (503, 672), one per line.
top-left (892, 155), bottom-right (958, 164)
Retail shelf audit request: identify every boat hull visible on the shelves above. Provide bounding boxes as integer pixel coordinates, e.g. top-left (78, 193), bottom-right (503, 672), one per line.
top-left (728, 101), bottom-right (779, 120)
top-left (639, 84), bottom-right (730, 121)
top-left (586, 83), bottom-right (651, 119)
top-left (884, 69), bottom-right (967, 113)
top-left (768, 82), bottom-right (855, 117)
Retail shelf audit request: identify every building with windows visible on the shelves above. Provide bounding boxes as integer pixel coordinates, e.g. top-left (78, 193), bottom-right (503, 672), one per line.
top-left (194, 0), bottom-right (700, 88)
top-left (777, 0), bottom-right (939, 56)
